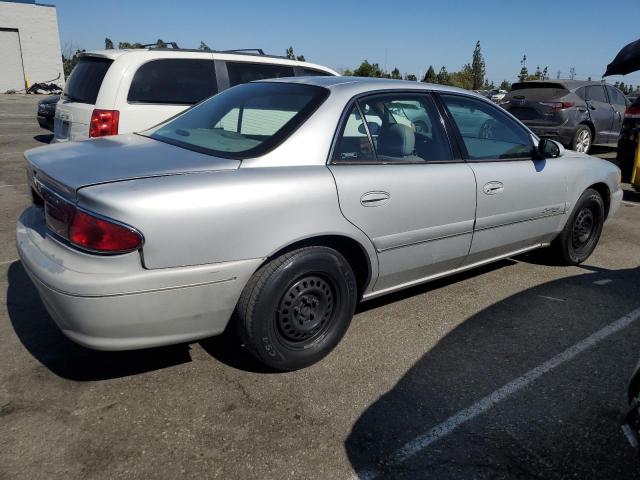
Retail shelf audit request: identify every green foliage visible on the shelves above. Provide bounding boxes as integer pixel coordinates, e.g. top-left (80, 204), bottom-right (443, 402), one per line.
top-left (353, 60), bottom-right (385, 78)
top-left (404, 74), bottom-right (417, 81)
top-left (390, 67), bottom-right (401, 79)
top-left (286, 47), bottom-right (305, 61)
top-left (471, 40), bottom-right (485, 90)
top-left (518, 55), bottom-right (529, 82)
top-left (436, 66), bottom-right (450, 85)
top-left (198, 41), bottom-right (212, 52)
top-left (118, 41), bottom-right (143, 49)
top-left (104, 38), bottom-right (114, 49)
top-left (422, 65), bottom-right (437, 83)
top-left (499, 79), bottom-right (511, 91)
top-left (62, 49), bottom-right (85, 78)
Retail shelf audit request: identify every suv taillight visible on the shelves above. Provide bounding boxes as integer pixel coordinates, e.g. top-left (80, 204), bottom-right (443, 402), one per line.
top-left (41, 187), bottom-right (142, 253)
top-left (540, 101), bottom-right (574, 111)
top-left (624, 105), bottom-right (640, 119)
top-left (89, 109), bottom-right (119, 137)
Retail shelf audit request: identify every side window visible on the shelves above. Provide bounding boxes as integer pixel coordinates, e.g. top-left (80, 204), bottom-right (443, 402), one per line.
top-left (606, 86), bottom-right (628, 106)
top-left (334, 94), bottom-right (452, 163)
top-left (226, 62), bottom-right (294, 87)
top-left (586, 85), bottom-right (607, 103)
top-left (333, 105), bottom-right (376, 162)
top-left (127, 59), bottom-right (217, 105)
top-left (302, 68), bottom-right (332, 77)
top-left (441, 94), bottom-right (533, 161)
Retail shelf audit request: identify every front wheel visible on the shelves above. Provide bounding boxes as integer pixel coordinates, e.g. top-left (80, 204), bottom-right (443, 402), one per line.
top-left (550, 188), bottom-right (605, 265)
top-left (235, 246), bottom-right (357, 371)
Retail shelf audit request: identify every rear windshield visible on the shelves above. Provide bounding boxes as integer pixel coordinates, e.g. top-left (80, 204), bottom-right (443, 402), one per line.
top-left (508, 82), bottom-right (569, 100)
top-left (226, 62), bottom-right (295, 87)
top-left (128, 59), bottom-right (217, 105)
top-left (63, 57), bottom-right (112, 104)
top-left (511, 82), bottom-right (566, 91)
top-left (145, 82), bottom-right (329, 159)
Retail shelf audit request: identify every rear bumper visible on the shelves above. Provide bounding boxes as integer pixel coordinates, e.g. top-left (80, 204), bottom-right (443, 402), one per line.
top-left (526, 125), bottom-right (576, 146)
top-left (16, 206), bottom-right (261, 350)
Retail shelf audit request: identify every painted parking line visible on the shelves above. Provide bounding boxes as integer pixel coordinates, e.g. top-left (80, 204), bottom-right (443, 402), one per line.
top-left (0, 258), bottom-right (19, 266)
top-left (352, 305), bottom-right (640, 480)
top-left (622, 201), bottom-right (637, 207)
top-left (0, 183), bottom-right (27, 189)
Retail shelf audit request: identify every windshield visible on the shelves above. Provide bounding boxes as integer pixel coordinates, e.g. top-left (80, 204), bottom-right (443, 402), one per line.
top-left (145, 82), bottom-right (329, 159)
top-left (63, 57), bottom-right (113, 104)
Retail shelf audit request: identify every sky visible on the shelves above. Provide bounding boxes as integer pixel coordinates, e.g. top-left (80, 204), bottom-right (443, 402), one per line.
top-left (53, 0), bottom-right (640, 86)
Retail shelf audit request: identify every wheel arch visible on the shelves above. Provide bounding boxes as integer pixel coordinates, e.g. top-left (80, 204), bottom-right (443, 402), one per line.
top-left (262, 235), bottom-right (374, 299)
top-left (578, 121), bottom-right (596, 143)
top-left (587, 182), bottom-right (611, 219)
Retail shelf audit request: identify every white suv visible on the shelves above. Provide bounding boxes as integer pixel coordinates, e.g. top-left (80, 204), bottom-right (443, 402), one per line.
top-left (54, 47), bottom-right (338, 142)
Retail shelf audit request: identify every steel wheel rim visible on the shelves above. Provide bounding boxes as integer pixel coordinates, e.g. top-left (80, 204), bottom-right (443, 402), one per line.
top-left (572, 207), bottom-right (595, 250)
top-left (576, 129), bottom-right (590, 153)
top-left (275, 275), bottom-right (335, 345)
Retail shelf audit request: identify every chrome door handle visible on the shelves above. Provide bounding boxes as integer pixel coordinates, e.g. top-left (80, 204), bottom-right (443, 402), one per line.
top-left (483, 181), bottom-right (504, 195)
top-left (360, 191), bottom-right (390, 206)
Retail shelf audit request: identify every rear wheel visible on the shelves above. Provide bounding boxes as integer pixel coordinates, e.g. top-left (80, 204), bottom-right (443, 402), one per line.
top-left (571, 125), bottom-right (592, 153)
top-left (235, 246), bottom-right (357, 371)
top-left (550, 188), bottom-right (605, 265)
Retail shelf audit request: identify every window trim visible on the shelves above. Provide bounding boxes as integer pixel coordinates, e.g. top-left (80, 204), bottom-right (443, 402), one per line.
top-left (126, 58), bottom-right (218, 106)
top-left (585, 84), bottom-right (608, 104)
top-left (225, 60), bottom-right (296, 88)
top-left (436, 92), bottom-right (537, 163)
top-left (328, 89), bottom-right (461, 166)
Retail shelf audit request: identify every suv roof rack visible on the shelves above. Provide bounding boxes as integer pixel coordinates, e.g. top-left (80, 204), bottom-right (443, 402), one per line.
top-left (144, 45), bottom-right (289, 60)
top-left (219, 49), bottom-right (265, 55)
top-left (142, 42), bottom-right (180, 49)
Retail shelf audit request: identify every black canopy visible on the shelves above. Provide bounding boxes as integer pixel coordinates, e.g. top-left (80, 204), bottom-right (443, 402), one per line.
top-left (604, 38), bottom-right (640, 77)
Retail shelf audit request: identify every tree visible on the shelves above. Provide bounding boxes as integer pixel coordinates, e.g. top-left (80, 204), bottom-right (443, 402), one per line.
top-left (341, 68), bottom-right (353, 76)
top-left (569, 66), bottom-right (576, 80)
top-left (499, 79), bottom-right (511, 91)
top-left (198, 41), bottom-right (212, 52)
top-left (518, 55), bottom-right (529, 82)
top-left (422, 65), bottom-right (437, 83)
top-left (155, 39), bottom-right (168, 48)
top-left (286, 46), bottom-right (305, 61)
top-left (62, 48), bottom-right (85, 78)
top-left (118, 41), bottom-right (143, 49)
top-left (471, 40), bottom-right (486, 90)
top-left (353, 60), bottom-right (384, 78)
top-left (404, 74), bottom-right (417, 81)
top-left (542, 66), bottom-right (549, 81)
top-left (482, 79), bottom-right (495, 90)
top-left (104, 38), bottom-right (114, 49)
top-left (390, 67), bottom-right (401, 79)
top-left (533, 65), bottom-right (542, 80)
top-left (436, 66), bottom-right (450, 85)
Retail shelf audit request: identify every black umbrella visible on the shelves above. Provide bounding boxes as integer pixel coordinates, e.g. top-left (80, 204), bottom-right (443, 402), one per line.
top-left (604, 38), bottom-right (640, 77)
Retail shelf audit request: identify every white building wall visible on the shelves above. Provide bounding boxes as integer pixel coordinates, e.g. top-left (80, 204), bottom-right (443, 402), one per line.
top-left (0, 1), bottom-right (64, 92)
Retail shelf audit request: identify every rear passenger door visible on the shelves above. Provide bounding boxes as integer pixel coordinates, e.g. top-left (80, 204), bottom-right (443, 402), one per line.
top-left (585, 85), bottom-right (615, 142)
top-left (439, 93), bottom-right (568, 264)
top-left (121, 58), bottom-right (218, 134)
top-left (329, 92), bottom-right (477, 293)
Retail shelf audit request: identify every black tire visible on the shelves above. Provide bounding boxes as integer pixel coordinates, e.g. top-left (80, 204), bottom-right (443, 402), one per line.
top-left (571, 125), bottom-right (592, 153)
top-left (550, 188), bottom-right (605, 265)
top-left (235, 246), bottom-right (357, 371)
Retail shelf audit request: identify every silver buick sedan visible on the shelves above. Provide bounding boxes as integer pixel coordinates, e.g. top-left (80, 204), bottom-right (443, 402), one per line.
top-left (17, 77), bottom-right (623, 370)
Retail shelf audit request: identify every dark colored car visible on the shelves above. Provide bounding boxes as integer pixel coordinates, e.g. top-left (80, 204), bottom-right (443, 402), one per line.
top-left (623, 360), bottom-right (640, 450)
top-left (616, 96), bottom-right (640, 183)
top-left (501, 80), bottom-right (629, 153)
top-left (36, 95), bottom-right (59, 132)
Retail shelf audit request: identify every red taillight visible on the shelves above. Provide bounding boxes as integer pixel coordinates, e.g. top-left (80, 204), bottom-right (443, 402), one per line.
top-left (70, 210), bottom-right (142, 253)
top-left (540, 101), bottom-right (574, 111)
top-left (89, 109), bottom-right (119, 137)
top-left (625, 105), bottom-right (640, 118)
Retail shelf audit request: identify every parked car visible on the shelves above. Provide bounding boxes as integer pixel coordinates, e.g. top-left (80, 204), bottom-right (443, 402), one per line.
top-left (616, 96), bottom-right (640, 184)
top-left (501, 80), bottom-right (629, 153)
top-left (17, 78), bottom-right (622, 370)
top-left (623, 358), bottom-right (640, 450)
top-left (36, 95), bottom-right (59, 132)
top-left (488, 89), bottom-right (508, 103)
top-left (54, 46), bottom-right (337, 143)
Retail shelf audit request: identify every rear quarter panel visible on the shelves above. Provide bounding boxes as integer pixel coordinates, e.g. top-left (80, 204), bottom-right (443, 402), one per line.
top-left (77, 166), bottom-right (379, 291)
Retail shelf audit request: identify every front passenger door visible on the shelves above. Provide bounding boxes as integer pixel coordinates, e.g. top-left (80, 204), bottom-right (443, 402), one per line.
top-left (440, 94), bottom-right (568, 265)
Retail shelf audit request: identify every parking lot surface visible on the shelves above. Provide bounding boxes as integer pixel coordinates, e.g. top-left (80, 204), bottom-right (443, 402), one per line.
top-left (2, 94), bottom-right (640, 479)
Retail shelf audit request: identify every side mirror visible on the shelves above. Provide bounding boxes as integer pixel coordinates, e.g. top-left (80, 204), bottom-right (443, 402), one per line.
top-left (537, 138), bottom-right (565, 158)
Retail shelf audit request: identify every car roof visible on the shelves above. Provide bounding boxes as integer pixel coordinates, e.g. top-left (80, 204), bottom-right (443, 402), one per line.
top-left (513, 79), bottom-right (609, 91)
top-left (79, 49), bottom-right (338, 74)
top-left (263, 76), bottom-right (477, 96)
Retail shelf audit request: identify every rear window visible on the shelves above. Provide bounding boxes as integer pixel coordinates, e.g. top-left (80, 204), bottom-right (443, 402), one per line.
top-left (63, 57), bottom-right (113, 104)
top-left (146, 82), bottom-right (328, 159)
top-left (302, 68), bottom-right (332, 77)
top-left (226, 62), bottom-right (294, 87)
top-left (128, 59), bottom-right (217, 105)
top-left (511, 82), bottom-right (566, 91)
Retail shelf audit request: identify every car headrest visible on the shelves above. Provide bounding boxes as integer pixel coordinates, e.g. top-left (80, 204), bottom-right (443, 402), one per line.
top-left (377, 123), bottom-right (415, 157)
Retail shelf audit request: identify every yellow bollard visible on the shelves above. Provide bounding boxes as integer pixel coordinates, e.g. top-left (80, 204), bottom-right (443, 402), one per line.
top-left (632, 131), bottom-right (640, 189)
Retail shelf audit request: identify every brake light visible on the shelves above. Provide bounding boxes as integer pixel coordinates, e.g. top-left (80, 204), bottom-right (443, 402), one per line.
top-left (625, 105), bottom-right (640, 118)
top-left (540, 101), bottom-right (574, 111)
top-left (89, 109), bottom-right (119, 137)
top-left (70, 210), bottom-right (142, 253)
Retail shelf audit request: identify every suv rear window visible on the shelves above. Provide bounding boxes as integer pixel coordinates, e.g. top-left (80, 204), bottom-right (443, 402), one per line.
top-left (128, 59), bottom-right (217, 105)
top-left (63, 57), bottom-right (113, 104)
top-left (226, 62), bottom-right (294, 87)
top-left (146, 82), bottom-right (328, 159)
top-left (302, 68), bottom-right (332, 76)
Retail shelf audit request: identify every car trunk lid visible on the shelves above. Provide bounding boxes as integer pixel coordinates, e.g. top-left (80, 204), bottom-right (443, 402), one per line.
top-left (503, 82), bottom-right (573, 125)
top-left (25, 133), bottom-right (241, 196)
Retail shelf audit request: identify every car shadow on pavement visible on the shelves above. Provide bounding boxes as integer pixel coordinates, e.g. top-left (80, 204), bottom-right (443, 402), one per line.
top-left (624, 188), bottom-right (640, 204)
top-left (6, 261), bottom-right (192, 381)
top-left (33, 134), bottom-right (53, 144)
top-left (345, 265), bottom-right (640, 479)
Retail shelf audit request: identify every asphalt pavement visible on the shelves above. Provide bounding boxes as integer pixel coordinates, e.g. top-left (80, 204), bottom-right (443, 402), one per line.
top-left (1, 94), bottom-right (640, 479)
